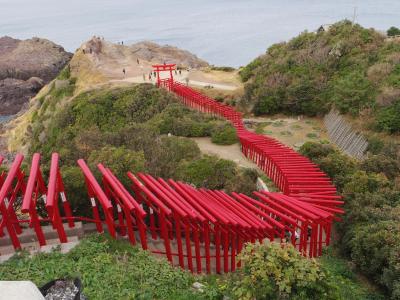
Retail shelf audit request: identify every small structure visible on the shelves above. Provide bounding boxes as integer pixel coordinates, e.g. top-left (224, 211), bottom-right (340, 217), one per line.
top-left (317, 24), bottom-right (332, 33)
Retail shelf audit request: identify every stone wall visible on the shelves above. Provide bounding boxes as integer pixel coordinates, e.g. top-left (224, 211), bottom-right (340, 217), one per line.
top-left (324, 109), bottom-right (368, 159)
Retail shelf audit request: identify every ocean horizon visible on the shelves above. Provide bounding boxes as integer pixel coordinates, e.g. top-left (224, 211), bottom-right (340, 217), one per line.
top-left (1, 0), bottom-right (400, 67)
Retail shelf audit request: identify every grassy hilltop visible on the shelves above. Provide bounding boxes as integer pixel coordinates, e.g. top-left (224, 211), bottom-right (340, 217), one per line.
top-left (240, 20), bottom-right (400, 134)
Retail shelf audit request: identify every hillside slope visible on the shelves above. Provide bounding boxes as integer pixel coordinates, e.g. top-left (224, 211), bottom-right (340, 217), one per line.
top-left (240, 21), bottom-right (400, 133)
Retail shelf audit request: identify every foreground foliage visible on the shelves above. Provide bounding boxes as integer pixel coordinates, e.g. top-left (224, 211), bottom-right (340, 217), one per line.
top-left (0, 235), bottom-right (197, 299)
top-left (231, 243), bottom-right (333, 300)
top-left (301, 141), bottom-right (400, 299)
top-left (240, 20), bottom-right (400, 133)
top-left (0, 236), bottom-right (377, 299)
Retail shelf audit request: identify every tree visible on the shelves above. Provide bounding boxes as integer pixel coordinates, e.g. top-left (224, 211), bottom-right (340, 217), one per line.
top-left (376, 100), bottom-right (400, 133)
top-left (331, 71), bottom-right (375, 115)
top-left (387, 27), bottom-right (400, 37)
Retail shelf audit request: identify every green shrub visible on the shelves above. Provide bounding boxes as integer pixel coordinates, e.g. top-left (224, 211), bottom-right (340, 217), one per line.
top-left (330, 71), bottom-right (375, 115)
top-left (88, 146), bottom-right (146, 186)
top-left (361, 154), bottom-right (400, 179)
top-left (300, 141), bottom-right (400, 298)
top-left (349, 222), bottom-right (400, 298)
top-left (211, 123), bottom-right (238, 145)
top-left (367, 135), bottom-right (385, 154)
top-left (300, 142), bottom-right (336, 160)
top-left (149, 103), bottom-right (221, 137)
top-left (210, 66), bottom-right (236, 72)
top-left (232, 242), bottom-right (337, 300)
top-left (176, 155), bottom-right (237, 190)
top-left (376, 100), bottom-right (400, 133)
top-left (145, 136), bottom-right (201, 178)
top-left (387, 26), bottom-right (400, 37)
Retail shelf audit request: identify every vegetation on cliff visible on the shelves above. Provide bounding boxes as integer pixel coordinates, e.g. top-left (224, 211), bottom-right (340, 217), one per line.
top-left (28, 82), bottom-right (254, 215)
top-left (240, 21), bottom-right (400, 133)
top-left (301, 141), bottom-right (400, 299)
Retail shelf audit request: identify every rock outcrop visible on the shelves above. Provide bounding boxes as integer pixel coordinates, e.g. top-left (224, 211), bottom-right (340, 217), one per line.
top-left (0, 36), bottom-right (72, 115)
top-left (130, 41), bottom-right (209, 68)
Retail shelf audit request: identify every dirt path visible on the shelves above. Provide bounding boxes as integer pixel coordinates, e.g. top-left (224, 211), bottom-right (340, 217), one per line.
top-left (190, 137), bottom-right (259, 170)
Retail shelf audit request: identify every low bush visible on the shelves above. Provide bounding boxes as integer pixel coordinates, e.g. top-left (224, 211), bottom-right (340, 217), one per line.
top-left (211, 123), bottom-right (238, 145)
top-left (230, 242), bottom-right (336, 300)
top-left (210, 66), bottom-right (236, 72)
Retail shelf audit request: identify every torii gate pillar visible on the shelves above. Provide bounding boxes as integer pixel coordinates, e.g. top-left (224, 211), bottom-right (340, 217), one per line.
top-left (152, 64), bottom-right (176, 90)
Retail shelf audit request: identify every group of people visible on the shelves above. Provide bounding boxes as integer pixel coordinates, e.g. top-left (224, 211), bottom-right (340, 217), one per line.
top-left (120, 57), bottom-right (189, 85)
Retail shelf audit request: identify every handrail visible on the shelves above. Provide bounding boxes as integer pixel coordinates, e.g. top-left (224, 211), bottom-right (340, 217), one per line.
top-left (0, 154), bottom-right (24, 206)
top-left (22, 153), bottom-right (41, 213)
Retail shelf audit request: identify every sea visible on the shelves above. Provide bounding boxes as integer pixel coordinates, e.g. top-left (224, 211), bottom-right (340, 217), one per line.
top-left (0, 0), bottom-right (400, 67)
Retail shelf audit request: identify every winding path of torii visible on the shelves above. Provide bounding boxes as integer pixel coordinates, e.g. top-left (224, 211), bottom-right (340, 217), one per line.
top-left (0, 64), bottom-right (343, 274)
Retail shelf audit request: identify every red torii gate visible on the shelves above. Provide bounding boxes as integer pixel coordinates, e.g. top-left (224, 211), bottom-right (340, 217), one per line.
top-left (152, 64), bottom-right (176, 90)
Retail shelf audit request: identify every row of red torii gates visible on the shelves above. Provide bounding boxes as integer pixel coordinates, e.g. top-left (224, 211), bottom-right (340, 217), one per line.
top-left (0, 64), bottom-right (343, 274)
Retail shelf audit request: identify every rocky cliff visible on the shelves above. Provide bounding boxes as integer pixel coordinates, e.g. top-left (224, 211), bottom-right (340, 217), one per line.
top-left (0, 36), bottom-right (72, 115)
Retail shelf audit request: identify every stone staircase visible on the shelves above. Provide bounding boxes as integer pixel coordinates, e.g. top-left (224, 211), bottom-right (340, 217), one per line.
top-left (0, 222), bottom-right (85, 263)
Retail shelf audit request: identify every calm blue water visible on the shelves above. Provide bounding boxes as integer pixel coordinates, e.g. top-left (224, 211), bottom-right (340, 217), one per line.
top-left (1, 0), bottom-right (400, 67)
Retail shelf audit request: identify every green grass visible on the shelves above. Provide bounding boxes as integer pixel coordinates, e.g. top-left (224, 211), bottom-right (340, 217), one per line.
top-left (0, 235), bottom-right (383, 299)
top-left (0, 235), bottom-right (200, 300)
top-left (319, 249), bottom-right (385, 300)
top-left (306, 132), bottom-right (319, 139)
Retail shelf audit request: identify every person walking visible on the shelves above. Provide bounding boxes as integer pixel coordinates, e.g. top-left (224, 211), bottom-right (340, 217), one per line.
top-left (123, 68), bottom-right (126, 77)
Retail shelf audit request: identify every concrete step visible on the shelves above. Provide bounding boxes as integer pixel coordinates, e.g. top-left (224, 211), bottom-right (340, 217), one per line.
top-left (0, 237), bottom-right (80, 264)
top-left (0, 222), bottom-right (84, 247)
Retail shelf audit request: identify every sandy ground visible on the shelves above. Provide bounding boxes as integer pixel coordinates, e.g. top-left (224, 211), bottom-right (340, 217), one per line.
top-left (191, 137), bottom-right (259, 170)
top-left (110, 69), bottom-right (239, 91)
